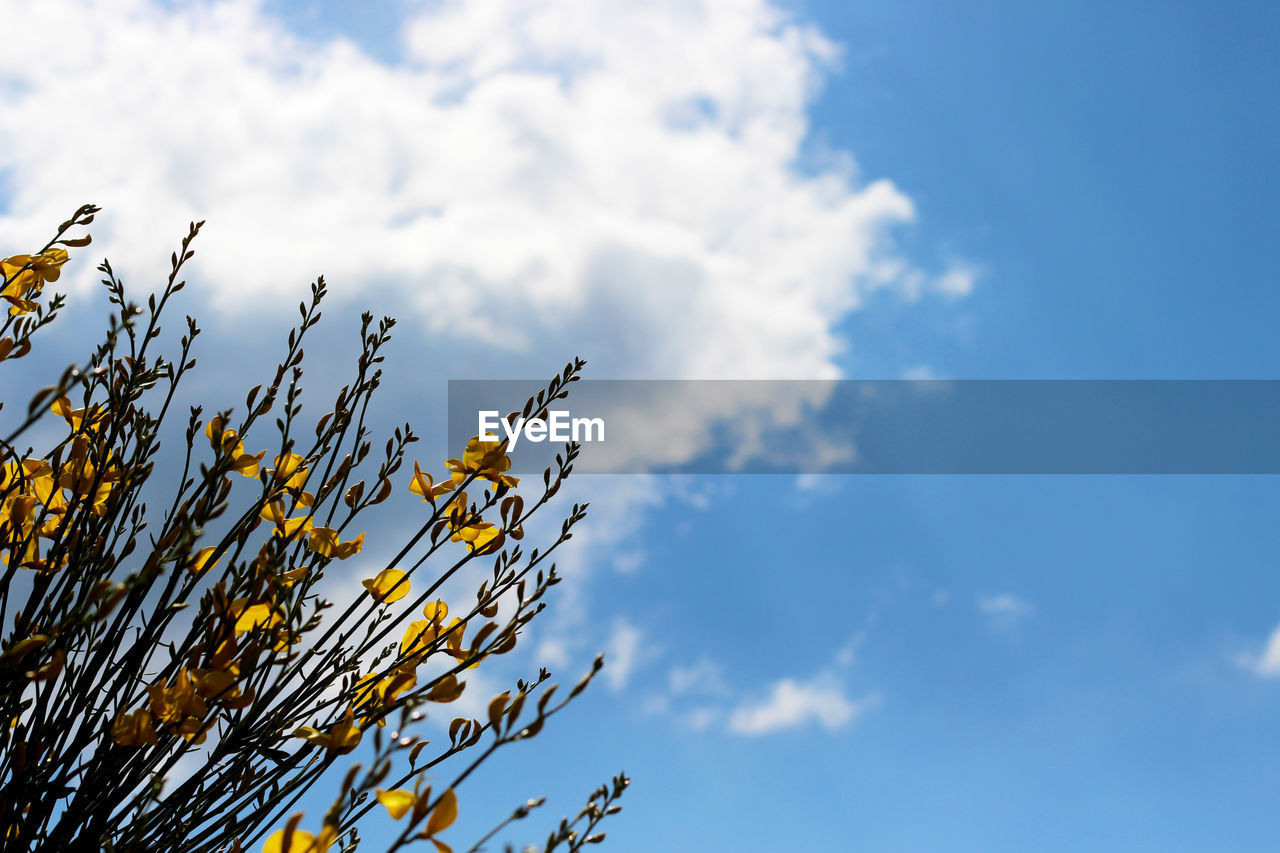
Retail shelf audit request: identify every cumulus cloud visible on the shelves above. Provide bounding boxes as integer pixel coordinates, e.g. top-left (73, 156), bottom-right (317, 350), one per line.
top-left (728, 674), bottom-right (877, 735)
top-left (0, 0), bottom-right (958, 382)
top-left (0, 0), bottom-right (971, 704)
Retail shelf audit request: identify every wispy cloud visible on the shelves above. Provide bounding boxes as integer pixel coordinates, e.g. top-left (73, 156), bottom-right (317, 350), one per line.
top-left (645, 610), bottom-right (882, 736)
top-left (933, 264), bottom-right (978, 298)
top-left (1238, 623), bottom-right (1280, 677)
top-left (602, 618), bottom-right (645, 691)
top-left (834, 630), bottom-right (869, 667)
top-left (682, 707), bottom-right (721, 731)
top-left (728, 675), bottom-right (878, 735)
top-left (901, 364), bottom-right (939, 380)
top-left (978, 593), bottom-right (1034, 628)
top-left (668, 658), bottom-right (730, 697)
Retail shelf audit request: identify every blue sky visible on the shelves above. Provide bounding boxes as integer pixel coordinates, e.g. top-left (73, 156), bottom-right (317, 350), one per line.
top-left (817, 0), bottom-right (1280, 381)
top-left (4, 1), bottom-right (1280, 850)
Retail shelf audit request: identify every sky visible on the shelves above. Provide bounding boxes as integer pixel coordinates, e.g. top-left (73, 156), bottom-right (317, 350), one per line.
top-left (3, 0), bottom-right (1280, 850)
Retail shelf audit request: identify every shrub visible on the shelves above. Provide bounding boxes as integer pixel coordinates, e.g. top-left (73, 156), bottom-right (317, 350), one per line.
top-left (0, 206), bottom-right (626, 852)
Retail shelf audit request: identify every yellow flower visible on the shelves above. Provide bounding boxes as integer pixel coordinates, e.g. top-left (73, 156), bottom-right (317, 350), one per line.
top-left (444, 498), bottom-right (505, 554)
top-left (55, 451), bottom-right (119, 510)
top-left (400, 600), bottom-right (449, 659)
top-left (408, 461), bottom-right (454, 503)
top-left (263, 821), bottom-right (336, 853)
top-left (110, 709), bottom-right (158, 747)
top-left (376, 788), bottom-right (416, 820)
top-left (307, 527), bottom-right (364, 560)
top-left (264, 829), bottom-right (317, 853)
top-left (362, 568), bottom-right (409, 603)
top-left (278, 566), bottom-right (309, 586)
top-left (191, 668), bottom-right (240, 701)
top-left (426, 673), bottom-right (465, 703)
top-left (50, 396), bottom-right (110, 437)
top-left (1, 250), bottom-right (67, 315)
top-left (189, 546), bottom-right (220, 574)
top-left (399, 619), bottom-right (435, 659)
top-left (270, 453), bottom-right (310, 491)
top-left (423, 788), bottom-right (458, 848)
top-left (371, 787), bottom-right (459, 850)
top-left (230, 445), bottom-right (266, 477)
top-left (353, 666), bottom-right (416, 727)
top-left (261, 499), bottom-right (314, 540)
top-left (292, 707), bottom-right (362, 755)
top-left (146, 669), bottom-right (210, 742)
top-left (31, 249), bottom-right (69, 281)
top-left (230, 598), bottom-right (283, 635)
top-left (204, 416), bottom-right (266, 477)
top-left (439, 617), bottom-right (473, 664)
top-left (1, 492), bottom-right (43, 568)
top-left (445, 438), bottom-right (518, 490)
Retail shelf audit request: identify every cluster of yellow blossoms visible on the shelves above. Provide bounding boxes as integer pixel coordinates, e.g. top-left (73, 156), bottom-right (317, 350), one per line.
top-left (0, 229), bottom-right (575, 853)
top-left (261, 789), bottom-right (457, 853)
top-left (1, 248), bottom-right (67, 315)
top-left (108, 424), bottom-right (374, 747)
top-left (206, 417), bottom-right (366, 558)
top-left (1, 397), bottom-right (119, 573)
top-left (110, 664), bottom-right (251, 747)
top-left (445, 437), bottom-right (519, 491)
top-left (101, 421), bottom-right (523, 851)
top-left (288, 598), bottom-right (473, 765)
top-left (105, 431), bottom-right (522, 748)
top-left (110, 578), bottom-right (280, 748)
top-left (264, 441), bottom-right (525, 851)
top-left (432, 438), bottom-right (525, 554)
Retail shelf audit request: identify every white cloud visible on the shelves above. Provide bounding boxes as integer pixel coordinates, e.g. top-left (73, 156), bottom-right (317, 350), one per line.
top-left (668, 657), bottom-right (730, 697)
top-left (529, 475), bottom-right (663, 669)
top-left (639, 694), bottom-right (671, 717)
top-left (0, 0), bottom-right (971, 709)
top-left (0, 0), bottom-right (959, 382)
top-left (535, 636), bottom-right (572, 670)
top-left (834, 630), bottom-right (868, 667)
top-left (978, 593), bottom-right (1034, 627)
top-left (612, 549), bottom-right (646, 575)
top-left (1239, 623), bottom-right (1280, 678)
top-left (728, 674), bottom-right (877, 735)
top-left (902, 364), bottom-right (938, 380)
top-left (934, 264), bottom-right (977, 297)
top-left (654, 621), bottom-right (878, 735)
top-left (602, 617), bottom-right (644, 691)
top-left (682, 707), bottom-right (720, 731)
